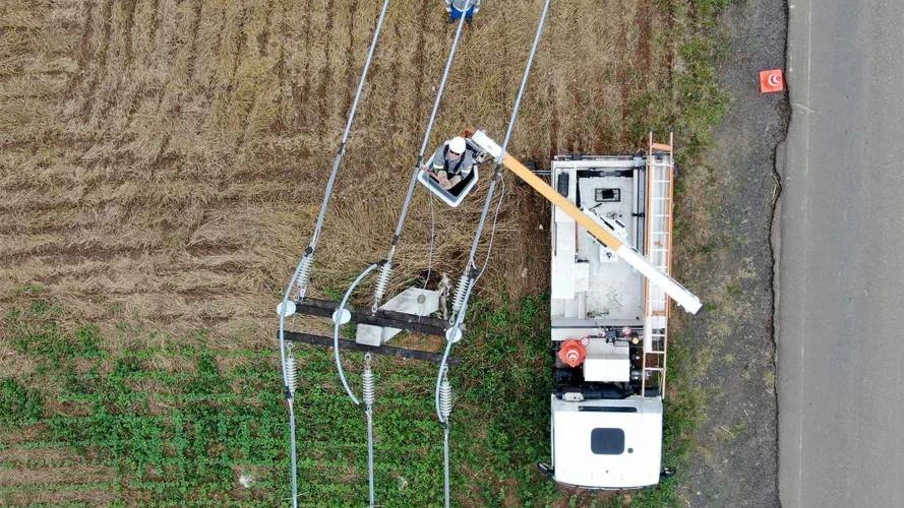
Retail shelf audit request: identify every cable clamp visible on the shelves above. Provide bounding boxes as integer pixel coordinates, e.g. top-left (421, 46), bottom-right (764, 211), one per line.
top-left (445, 326), bottom-right (463, 344)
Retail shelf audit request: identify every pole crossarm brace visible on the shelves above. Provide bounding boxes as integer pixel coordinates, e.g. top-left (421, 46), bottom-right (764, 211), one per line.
top-left (282, 331), bottom-right (459, 364)
top-left (470, 131), bottom-right (703, 315)
top-left (294, 298), bottom-right (452, 337)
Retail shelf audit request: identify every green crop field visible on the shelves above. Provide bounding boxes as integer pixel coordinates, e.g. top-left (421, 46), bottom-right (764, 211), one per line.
top-left (1, 294), bottom-right (700, 507)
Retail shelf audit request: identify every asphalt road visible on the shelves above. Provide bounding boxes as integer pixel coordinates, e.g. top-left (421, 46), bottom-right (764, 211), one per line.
top-left (779, 1), bottom-right (904, 507)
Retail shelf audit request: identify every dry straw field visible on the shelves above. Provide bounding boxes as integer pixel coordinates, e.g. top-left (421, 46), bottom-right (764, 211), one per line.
top-left (1, 0), bottom-right (680, 344)
top-left (0, 0), bottom-right (713, 505)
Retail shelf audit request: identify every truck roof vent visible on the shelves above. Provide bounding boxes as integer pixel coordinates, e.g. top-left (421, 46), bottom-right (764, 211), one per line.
top-left (579, 406), bottom-right (637, 413)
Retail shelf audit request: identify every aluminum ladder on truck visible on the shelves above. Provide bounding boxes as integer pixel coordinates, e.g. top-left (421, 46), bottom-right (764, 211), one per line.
top-left (641, 133), bottom-right (675, 397)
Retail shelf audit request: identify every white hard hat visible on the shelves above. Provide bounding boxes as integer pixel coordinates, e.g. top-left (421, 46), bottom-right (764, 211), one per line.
top-left (448, 136), bottom-right (466, 154)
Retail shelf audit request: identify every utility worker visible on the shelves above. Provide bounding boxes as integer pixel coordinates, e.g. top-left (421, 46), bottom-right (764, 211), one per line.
top-left (445, 0), bottom-right (480, 22)
top-left (428, 136), bottom-right (474, 191)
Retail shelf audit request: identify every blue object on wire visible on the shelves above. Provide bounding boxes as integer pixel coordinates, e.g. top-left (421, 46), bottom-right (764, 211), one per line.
top-left (446, 0), bottom-right (480, 21)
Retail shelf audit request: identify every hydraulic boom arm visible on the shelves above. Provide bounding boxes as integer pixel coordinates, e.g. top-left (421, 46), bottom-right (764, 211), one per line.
top-left (471, 131), bottom-right (702, 314)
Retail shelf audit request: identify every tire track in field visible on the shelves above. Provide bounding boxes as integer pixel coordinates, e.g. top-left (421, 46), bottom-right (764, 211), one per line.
top-left (411, 0), bottom-right (431, 127)
top-left (635, 0), bottom-right (652, 69)
top-left (567, 90), bottom-right (585, 154)
top-left (274, 40), bottom-right (288, 133)
top-left (294, 0), bottom-right (313, 131)
top-left (235, 99), bottom-right (259, 153)
top-left (225, 3), bottom-right (250, 153)
top-left (385, 17), bottom-right (402, 126)
top-left (185, 0), bottom-right (203, 82)
top-left (258, 0), bottom-right (276, 58)
top-left (207, 3), bottom-right (227, 88)
top-left (560, 7), bottom-right (585, 153)
top-left (271, 10), bottom-right (290, 133)
top-left (316, 0), bottom-right (336, 137)
top-left (0, 221), bottom-right (89, 237)
top-left (528, 5), bottom-right (560, 159)
top-left (500, 9), bottom-right (510, 116)
top-left (628, 0), bottom-right (655, 150)
top-left (2, 243), bottom-right (160, 267)
top-left (147, 0), bottom-right (161, 46)
top-left (121, 82), bottom-right (146, 133)
top-left (122, 0), bottom-right (138, 64)
top-left (547, 76), bottom-right (559, 158)
top-left (226, 7), bottom-right (249, 97)
top-left (237, 0), bottom-right (279, 151)
top-left (125, 0), bottom-right (163, 135)
top-left (538, 7), bottom-right (559, 158)
top-left (665, 0), bottom-right (675, 91)
top-left (66, 0), bottom-right (94, 98)
top-left (342, 0), bottom-right (359, 114)
top-left (80, 0), bottom-right (114, 121)
top-left (96, 0), bottom-right (139, 126)
top-left (152, 132), bottom-right (171, 165)
top-left (138, 0), bottom-right (174, 142)
top-left (256, 1), bottom-right (284, 137)
top-left (615, 2), bottom-right (637, 148)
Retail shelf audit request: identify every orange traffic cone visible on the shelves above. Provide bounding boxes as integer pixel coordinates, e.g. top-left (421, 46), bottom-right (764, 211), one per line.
top-left (558, 339), bottom-right (588, 368)
top-left (759, 69), bottom-right (785, 94)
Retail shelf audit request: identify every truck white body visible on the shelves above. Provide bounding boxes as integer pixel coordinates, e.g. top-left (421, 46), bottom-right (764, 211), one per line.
top-left (547, 145), bottom-right (675, 489)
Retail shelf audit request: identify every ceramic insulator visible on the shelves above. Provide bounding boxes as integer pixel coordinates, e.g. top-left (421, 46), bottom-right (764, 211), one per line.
top-left (284, 349), bottom-right (298, 395)
top-left (439, 377), bottom-right (453, 422)
top-left (363, 357), bottom-right (375, 407)
top-left (451, 273), bottom-right (470, 313)
top-left (373, 263), bottom-right (393, 304)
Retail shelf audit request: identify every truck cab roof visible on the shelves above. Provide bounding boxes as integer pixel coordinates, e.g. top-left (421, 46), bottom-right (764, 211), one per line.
top-left (551, 396), bottom-right (663, 489)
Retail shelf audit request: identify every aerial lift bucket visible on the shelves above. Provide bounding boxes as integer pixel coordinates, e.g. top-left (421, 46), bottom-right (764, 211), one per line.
top-left (417, 135), bottom-right (490, 207)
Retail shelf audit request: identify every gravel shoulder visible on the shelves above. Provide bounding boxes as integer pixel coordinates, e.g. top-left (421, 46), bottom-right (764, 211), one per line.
top-left (674, 1), bottom-right (788, 506)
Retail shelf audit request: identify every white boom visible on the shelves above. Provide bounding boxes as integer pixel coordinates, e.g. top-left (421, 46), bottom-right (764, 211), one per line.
top-left (470, 130), bottom-right (702, 314)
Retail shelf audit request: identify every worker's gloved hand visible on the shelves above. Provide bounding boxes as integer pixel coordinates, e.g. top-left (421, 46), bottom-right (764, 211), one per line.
top-left (449, 175), bottom-right (462, 188)
top-left (437, 172), bottom-right (452, 190)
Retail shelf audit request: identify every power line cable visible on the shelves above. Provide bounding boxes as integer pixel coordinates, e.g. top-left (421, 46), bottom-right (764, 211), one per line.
top-left (276, 2), bottom-right (392, 506)
top-left (372, 4), bottom-right (473, 310)
top-left (448, 0), bottom-right (552, 325)
top-left (435, 4), bottom-right (554, 508)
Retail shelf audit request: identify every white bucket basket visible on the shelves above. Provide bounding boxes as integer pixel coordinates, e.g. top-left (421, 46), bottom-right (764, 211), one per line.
top-left (417, 164), bottom-right (479, 207)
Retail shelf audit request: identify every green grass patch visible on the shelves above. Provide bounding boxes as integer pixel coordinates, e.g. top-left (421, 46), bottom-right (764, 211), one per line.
top-left (5, 300), bottom-right (105, 373)
top-left (0, 377), bottom-right (44, 427)
top-left (1, 294), bottom-right (703, 507)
